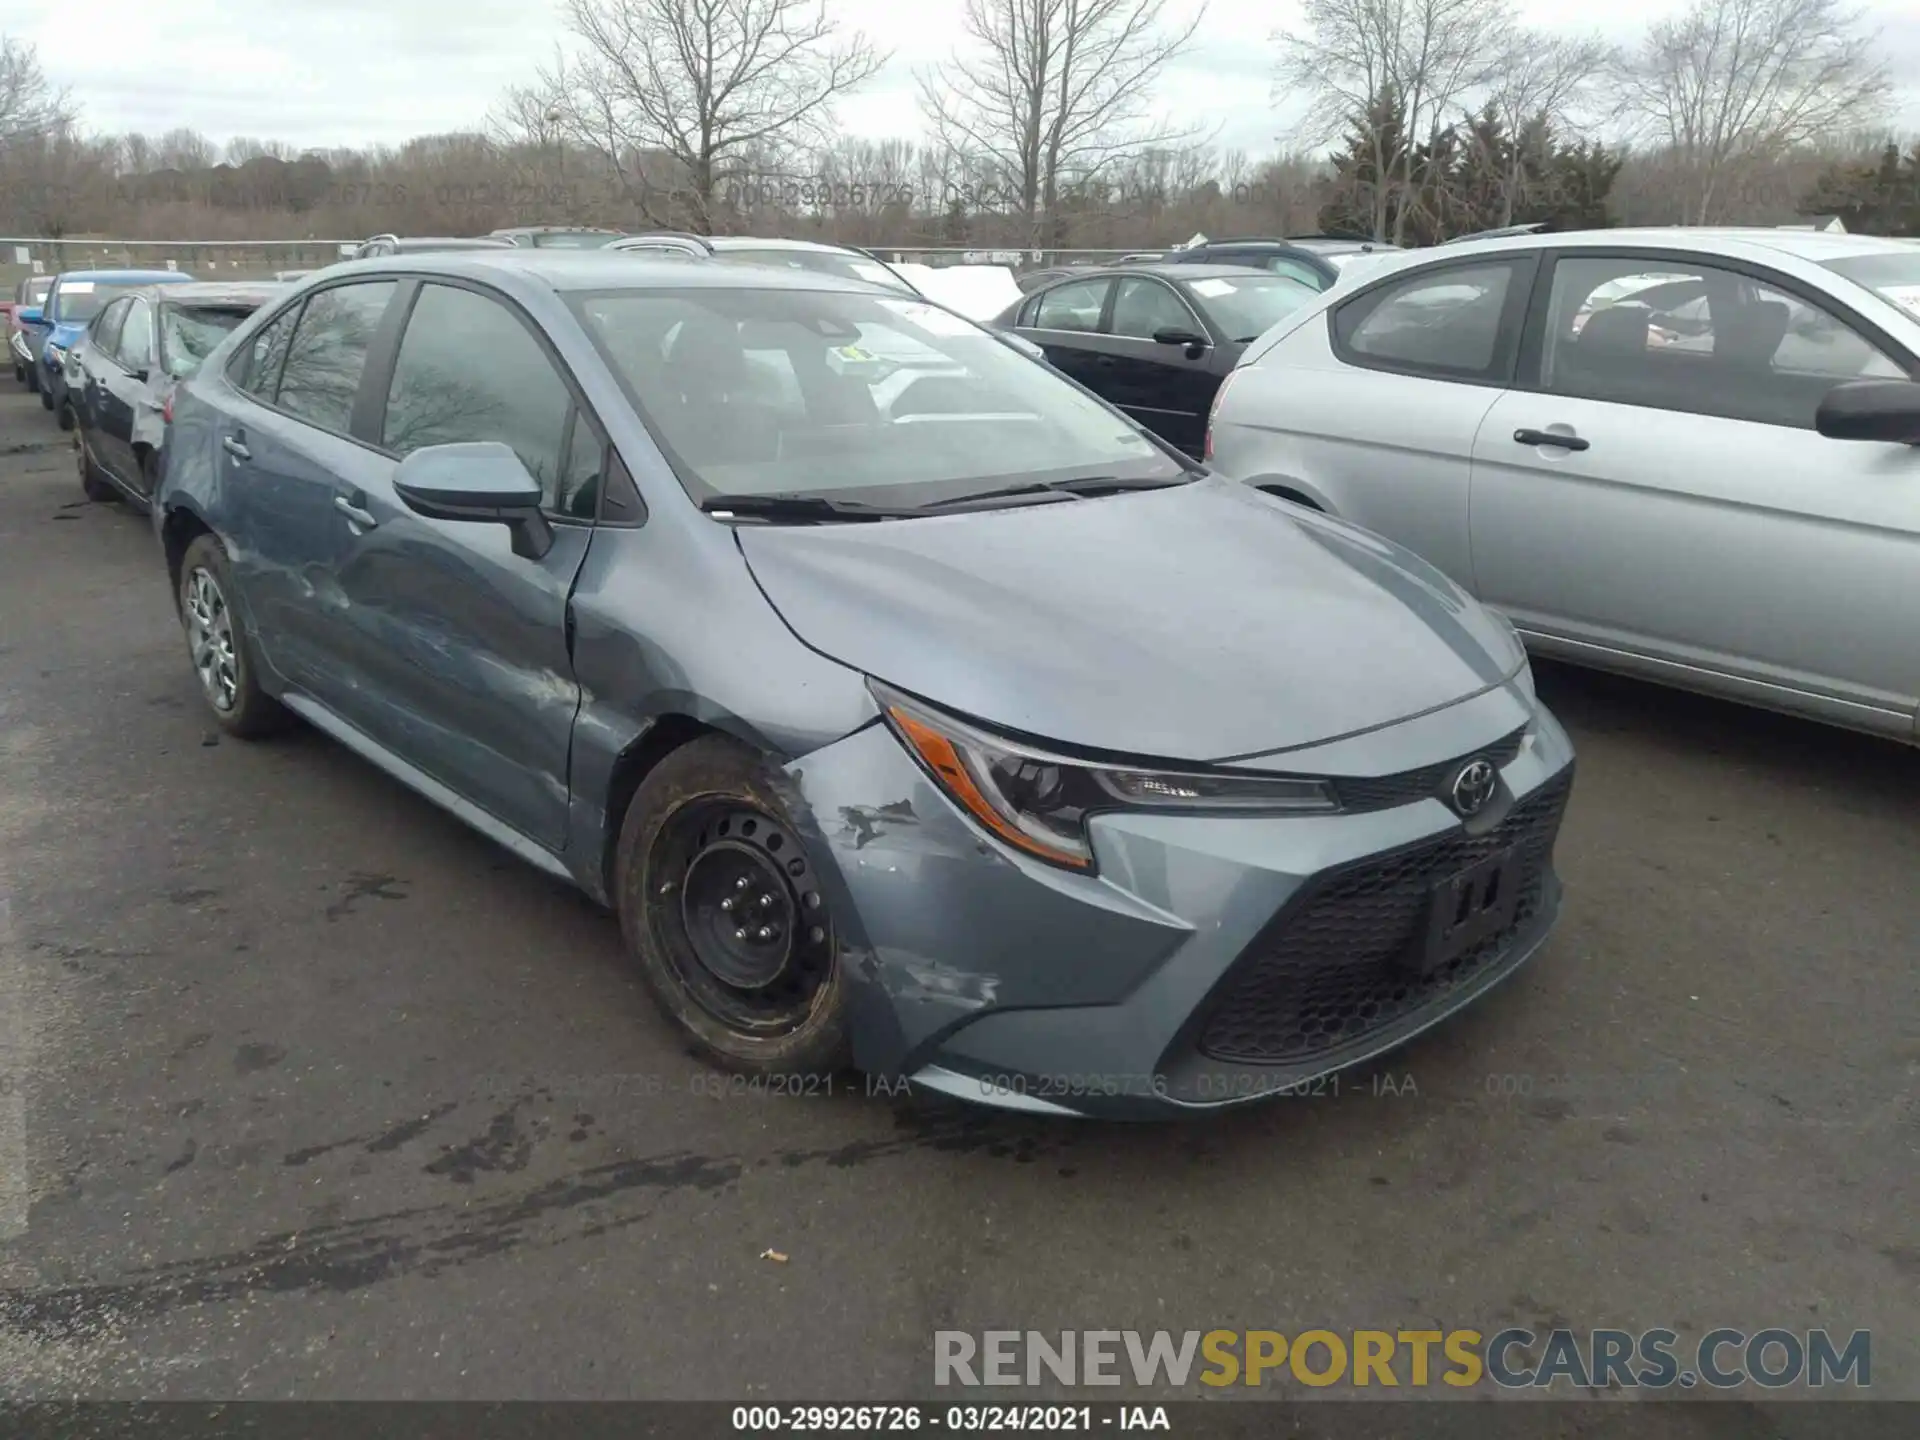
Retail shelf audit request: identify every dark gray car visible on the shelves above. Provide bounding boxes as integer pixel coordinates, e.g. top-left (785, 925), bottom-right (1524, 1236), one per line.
top-left (152, 249), bottom-right (1574, 1118)
top-left (998, 264), bottom-right (1321, 457)
top-left (72, 281), bottom-right (283, 509)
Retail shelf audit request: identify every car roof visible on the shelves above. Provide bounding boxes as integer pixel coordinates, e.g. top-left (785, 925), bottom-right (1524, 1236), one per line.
top-left (55, 269), bottom-right (192, 283)
top-left (1133, 262), bottom-right (1288, 280)
top-left (1400, 226), bottom-right (1918, 266)
top-left (386, 236), bottom-right (516, 250)
top-left (706, 237), bottom-right (869, 255)
top-left (319, 248), bottom-right (889, 295)
top-left (139, 282), bottom-right (284, 305)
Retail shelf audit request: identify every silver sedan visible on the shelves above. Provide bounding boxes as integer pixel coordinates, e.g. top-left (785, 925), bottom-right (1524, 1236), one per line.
top-left (1207, 227), bottom-right (1920, 744)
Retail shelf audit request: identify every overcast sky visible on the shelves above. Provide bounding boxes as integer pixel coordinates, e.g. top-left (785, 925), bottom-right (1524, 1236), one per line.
top-left (7, 0), bottom-right (1919, 157)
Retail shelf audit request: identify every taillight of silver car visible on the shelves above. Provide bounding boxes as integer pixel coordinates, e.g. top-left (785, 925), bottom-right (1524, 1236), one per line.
top-left (1204, 368), bottom-right (1240, 461)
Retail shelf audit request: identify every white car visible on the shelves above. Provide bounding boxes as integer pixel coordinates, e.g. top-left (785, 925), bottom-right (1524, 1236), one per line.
top-left (1206, 227), bottom-right (1920, 743)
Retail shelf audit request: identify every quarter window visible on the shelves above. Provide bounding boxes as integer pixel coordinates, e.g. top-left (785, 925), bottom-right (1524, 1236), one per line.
top-left (1032, 277), bottom-right (1112, 333)
top-left (382, 283), bottom-right (574, 507)
top-left (1541, 256), bottom-right (1905, 428)
top-left (276, 282), bottom-right (397, 432)
top-left (1336, 261), bottom-right (1520, 379)
top-left (1264, 256), bottom-right (1328, 289)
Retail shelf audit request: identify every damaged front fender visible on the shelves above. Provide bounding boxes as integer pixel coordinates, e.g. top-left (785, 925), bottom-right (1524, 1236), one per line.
top-left (781, 722), bottom-right (1191, 1079)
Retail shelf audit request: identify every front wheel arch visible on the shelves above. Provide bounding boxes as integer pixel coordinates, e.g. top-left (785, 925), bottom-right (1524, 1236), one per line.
top-left (1252, 481), bottom-right (1326, 512)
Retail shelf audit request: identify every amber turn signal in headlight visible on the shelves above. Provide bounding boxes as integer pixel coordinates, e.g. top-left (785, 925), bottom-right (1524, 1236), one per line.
top-left (872, 682), bottom-right (1337, 873)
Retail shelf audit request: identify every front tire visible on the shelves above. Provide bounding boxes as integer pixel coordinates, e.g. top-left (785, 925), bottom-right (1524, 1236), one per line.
top-left (39, 382), bottom-right (52, 409)
top-left (177, 534), bottom-right (289, 739)
top-left (614, 735), bottom-right (851, 1076)
top-left (56, 395), bottom-right (75, 431)
top-left (78, 435), bottom-right (115, 502)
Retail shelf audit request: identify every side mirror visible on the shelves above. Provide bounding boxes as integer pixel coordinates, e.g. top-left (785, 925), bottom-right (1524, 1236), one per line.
top-left (393, 441), bottom-right (554, 559)
top-left (1815, 380), bottom-right (1920, 445)
top-left (18, 307), bottom-right (42, 325)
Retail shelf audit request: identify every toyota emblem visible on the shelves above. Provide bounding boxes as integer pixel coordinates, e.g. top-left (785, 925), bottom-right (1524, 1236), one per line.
top-left (1448, 759), bottom-right (1498, 817)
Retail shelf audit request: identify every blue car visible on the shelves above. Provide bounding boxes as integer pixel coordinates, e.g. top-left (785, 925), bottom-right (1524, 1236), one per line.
top-left (36, 269), bottom-right (195, 428)
top-left (152, 250), bottom-right (1574, 1118)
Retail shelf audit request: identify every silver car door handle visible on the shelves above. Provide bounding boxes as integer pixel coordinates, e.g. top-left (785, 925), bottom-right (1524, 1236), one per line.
top-left (334, 495), bottom-right (378, 529)
top-left (221, 436), bottom-right (251, 460)
top-left (1513, 427), bottom-right (1589, 452)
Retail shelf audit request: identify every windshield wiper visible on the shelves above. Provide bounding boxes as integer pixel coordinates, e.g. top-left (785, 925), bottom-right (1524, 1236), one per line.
top-left (700, 493), bottom-right (917, 523)
top-left (922, 474), bottom-right (1196, 509)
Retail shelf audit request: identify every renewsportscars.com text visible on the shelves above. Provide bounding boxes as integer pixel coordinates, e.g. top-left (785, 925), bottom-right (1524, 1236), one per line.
top-left (933, 1328), bottom-right (1871, 1390)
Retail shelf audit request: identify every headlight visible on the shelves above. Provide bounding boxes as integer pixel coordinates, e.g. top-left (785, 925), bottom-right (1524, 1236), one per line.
top-left (872, 681), bottom-right (1337, 872)
top-left (43, 343), bottom-right (63, 364)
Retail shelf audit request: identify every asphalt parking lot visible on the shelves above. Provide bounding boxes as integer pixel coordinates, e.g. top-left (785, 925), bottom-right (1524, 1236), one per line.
top-left (0, 381), bottom-right (1915, 1412)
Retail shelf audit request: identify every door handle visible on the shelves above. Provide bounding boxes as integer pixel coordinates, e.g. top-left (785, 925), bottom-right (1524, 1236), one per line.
top-left (1094, 354), bottom-right (1118, 367)
top-left (334, 494), bottom-right (378, 530)
top-left (221, 435), bottom-right (251, 461)
top-left (1513, 428), bottom-right (1589, 452)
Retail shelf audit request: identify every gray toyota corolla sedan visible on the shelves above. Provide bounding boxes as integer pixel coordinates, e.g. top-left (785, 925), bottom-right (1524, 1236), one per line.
top-left (152, 249), bottom-right (1576, 1118)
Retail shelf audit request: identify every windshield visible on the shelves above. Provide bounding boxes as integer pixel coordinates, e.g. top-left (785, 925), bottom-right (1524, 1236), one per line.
top-left (24, 277), bottom-right (52, 305)
top-left (718, 248), bottom-right (917, 294)
top-left (52, 281), bottom-right (154, 324)
top-left (1822, 253), bottom-right (1920, 324)
top-left (1186, 273), bottom-right (1320, 342)
top-left (160, 303), bottom-right (256, 377)
top-left (572, 286), bottom-right (1181, 506)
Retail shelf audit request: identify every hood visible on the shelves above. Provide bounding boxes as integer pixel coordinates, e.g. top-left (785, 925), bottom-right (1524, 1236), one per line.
top-left (736, 478), bottom-right (1525, 764)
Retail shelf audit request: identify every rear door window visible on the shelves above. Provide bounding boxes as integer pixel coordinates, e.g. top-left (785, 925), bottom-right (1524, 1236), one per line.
top-left (275, 281), bottom-right (398, 432)
top-left (1334, 260), bottom-right (1527, 381)
top-left (1032, 277), bottom-right (1113, 333)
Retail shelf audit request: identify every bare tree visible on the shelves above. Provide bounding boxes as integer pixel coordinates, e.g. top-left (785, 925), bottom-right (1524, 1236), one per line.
top-left (545, 0), bottom-right (885, 231)
top-left (1474, 29), bottom-right (1617, 225)
top-left (1274, 0), bottom-right (1510, 243)
top-left (488, 72), bottom-right (571, 150)
top-left (1613, 0), bottom-right (1892, 224)
top-left (919, 0), bottom-right (1209, 248)
top-left (0, 37), bottom-right (76, 147)
top-left (153, 127), bottom-right (218, 172)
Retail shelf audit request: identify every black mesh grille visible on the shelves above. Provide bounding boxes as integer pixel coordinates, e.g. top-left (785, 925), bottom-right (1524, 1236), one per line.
top-left (1196, 771), bottom-right (1572, 1066)
top-left (1332, 726), bottom-right (1528, 813)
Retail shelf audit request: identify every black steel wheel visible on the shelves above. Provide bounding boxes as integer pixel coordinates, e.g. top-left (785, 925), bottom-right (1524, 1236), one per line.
top-left (615, 735), bottom-right (850, 1074)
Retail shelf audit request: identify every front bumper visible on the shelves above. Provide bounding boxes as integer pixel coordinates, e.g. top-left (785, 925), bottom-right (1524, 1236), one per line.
top-left (787, 679), bottom-right (1575, 1119)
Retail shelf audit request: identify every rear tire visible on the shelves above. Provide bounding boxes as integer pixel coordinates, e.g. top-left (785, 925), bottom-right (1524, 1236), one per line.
top-left (177, 534), bottom-right (289, 740)
top-left (614, 735), bottom-right (852, 1077)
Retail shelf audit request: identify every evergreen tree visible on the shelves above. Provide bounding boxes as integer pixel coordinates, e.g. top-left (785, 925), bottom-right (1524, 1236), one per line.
top-left (1798, 140), bottom-right (1920, 235)
top-left (1316, 88), bottom-right (1409, 241)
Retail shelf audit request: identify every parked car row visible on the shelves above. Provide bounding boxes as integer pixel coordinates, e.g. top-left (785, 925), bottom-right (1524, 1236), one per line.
top-left (22, 221), bottom-right (1914, 1120)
